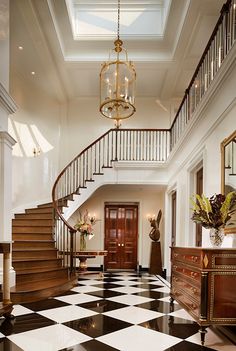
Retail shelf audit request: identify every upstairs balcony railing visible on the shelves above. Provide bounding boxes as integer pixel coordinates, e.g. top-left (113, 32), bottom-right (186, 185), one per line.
top-left (170, 0), bottom-right (236, 150)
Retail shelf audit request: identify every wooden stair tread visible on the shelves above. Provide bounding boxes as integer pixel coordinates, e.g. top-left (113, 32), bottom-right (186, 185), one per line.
top-left (13, 240), bottom-right (55, 243)
top-left (13, 248), bottom-right (57, 252)
top-left (11, 276), bottom-right (76, 293)
top-left (16, 267), bottom-right (67, 275)
top-left (13, 257), bottom-right (61, 262)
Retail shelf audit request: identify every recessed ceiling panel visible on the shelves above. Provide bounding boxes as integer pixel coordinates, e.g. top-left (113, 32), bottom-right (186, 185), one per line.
top-left (66, 0), bottom-right (171, 40)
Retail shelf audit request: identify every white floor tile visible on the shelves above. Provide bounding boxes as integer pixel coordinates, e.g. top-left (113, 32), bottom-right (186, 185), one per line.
top-left (97, 325), bottom-right (181, 351)
top-left (168, 308), bottom-right (195, 321)
top-left (54, 293), bottom-right (102, 305)
top-left (152, 286), bottom-right (170, 293)
top-left (158, 296), bottom-right (178, 304)
top-left (107, 294), bottom-right (154, 305)
top-left (37, 305), bottom-right (97, 323)
top-left (7, 324), bottom-right (91, 351)
top-left (12, 305), bottom-right (34, 316)
top-left (103, 306), bottom-right (165, 324)
top-left (71, 285), bottom-right (104, 293)
top-left (186, 327), bottom-right (236, 351)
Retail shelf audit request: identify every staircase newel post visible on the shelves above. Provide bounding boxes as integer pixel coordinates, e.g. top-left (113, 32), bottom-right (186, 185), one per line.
top-left (115, 128), bottom-right (118, 161)
top-left (69, 229), bottom-right (76, 274)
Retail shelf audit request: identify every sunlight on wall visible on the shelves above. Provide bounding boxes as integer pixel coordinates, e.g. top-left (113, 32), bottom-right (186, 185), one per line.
top-left (8, 119), bottom-right (54, 157)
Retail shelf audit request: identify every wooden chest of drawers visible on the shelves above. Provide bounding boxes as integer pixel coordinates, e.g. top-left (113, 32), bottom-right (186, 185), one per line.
top-left (170, 247), bottom-right (236, 345)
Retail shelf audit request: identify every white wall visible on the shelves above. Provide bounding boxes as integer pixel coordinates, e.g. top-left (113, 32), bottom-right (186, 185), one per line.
top-left (164, 51), bottom-right (236, 274)
top-left (9, 73), bottom-right (62, 212)
top-left (65, 97), bottom-right (171, 161)
top-left (69, 184), bottom-right (165, 269)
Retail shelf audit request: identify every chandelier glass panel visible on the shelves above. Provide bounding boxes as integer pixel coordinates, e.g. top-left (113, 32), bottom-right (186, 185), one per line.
top-left (100, 0), bottom-right (136, 121)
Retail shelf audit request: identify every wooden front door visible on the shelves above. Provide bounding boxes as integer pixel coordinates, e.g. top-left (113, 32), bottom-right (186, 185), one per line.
top-left (104, 204), bottom-right (138, 270)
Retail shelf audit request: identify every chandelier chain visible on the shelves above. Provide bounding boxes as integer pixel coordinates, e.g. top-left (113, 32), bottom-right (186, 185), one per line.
top-left (117, 0), bottom-right (120, 40)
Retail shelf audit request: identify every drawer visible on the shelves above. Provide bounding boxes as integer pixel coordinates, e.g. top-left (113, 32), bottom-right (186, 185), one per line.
top-left (172, 264), bottom-right (201, 283)
top-left (172, 274), bottom-right (200, 300)
top-left (172, 250), bottom-right (201, 267)
top-left (171, 286), bottom-right (200, 320)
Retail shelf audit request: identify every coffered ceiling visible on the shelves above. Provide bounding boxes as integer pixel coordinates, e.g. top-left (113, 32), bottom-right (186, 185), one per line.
top-left (10, 0), bottom-right (225, 106)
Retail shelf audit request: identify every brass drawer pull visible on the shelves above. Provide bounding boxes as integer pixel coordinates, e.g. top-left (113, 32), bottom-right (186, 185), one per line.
top-left (191, 256), bottom-right (198, 262)
top-left (174, 253), bottom-right (178, 258)
top-left (190, 287), bottom-right (197, 294)
top-left (191, 271), bottom-right (198, 278)
top-left (173, 277), bottom-right (179, 282)
top-left (190, 303), bottom-right (197, 309)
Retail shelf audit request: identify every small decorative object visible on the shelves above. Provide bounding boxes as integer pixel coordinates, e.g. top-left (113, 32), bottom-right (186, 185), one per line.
top-left (191, 192), bottom-right (236, 247)
top-left (148, 209), bottom-right (163, 275)
top-left (148, 210), bottom-right (162, 241)
top-left (74, 210), bottom-right (97, 251)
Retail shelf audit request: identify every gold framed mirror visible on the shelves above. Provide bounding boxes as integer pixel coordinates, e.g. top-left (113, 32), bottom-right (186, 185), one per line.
top-left (221, 130), bottom-right (236, 234)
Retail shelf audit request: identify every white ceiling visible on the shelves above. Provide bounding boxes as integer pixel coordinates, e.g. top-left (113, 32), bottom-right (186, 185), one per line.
top-left (10, 0), bottom-right (225, 106)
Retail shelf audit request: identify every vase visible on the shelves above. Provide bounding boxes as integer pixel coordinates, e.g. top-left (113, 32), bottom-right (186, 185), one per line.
top-left (209, 228), bottom-right (224, 247)
top-left (80, 234), bottom-right (86, 251)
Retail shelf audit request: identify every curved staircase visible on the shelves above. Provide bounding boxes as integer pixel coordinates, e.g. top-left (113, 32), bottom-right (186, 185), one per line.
top-left (11, 202), bottom-right (77, 304)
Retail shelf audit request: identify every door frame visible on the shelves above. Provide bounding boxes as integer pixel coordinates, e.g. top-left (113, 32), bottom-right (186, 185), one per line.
top-left (104, 202), bottom-right (139, 271)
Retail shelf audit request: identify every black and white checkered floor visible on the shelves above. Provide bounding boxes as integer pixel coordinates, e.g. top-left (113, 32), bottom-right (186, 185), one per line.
top-left (0, 272), bottom-right (235, 351)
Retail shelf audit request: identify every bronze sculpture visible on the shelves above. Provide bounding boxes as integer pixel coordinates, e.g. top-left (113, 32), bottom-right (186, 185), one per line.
top-left (149, 210), bottom-right (162, 241)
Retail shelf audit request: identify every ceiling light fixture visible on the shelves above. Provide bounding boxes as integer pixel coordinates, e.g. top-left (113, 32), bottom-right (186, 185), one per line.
top-left (99, 0), bottom-right (136, 124)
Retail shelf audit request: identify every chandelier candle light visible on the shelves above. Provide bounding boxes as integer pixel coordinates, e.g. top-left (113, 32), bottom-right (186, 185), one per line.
top-left (100, 0), bottom-right (136, 125)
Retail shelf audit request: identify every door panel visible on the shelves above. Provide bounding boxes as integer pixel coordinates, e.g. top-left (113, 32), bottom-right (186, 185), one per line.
top-left (196, 167), bottom-right (203, 246)
top-left (171, 191), bottom-right (176, 247)
top-left (105, 204), bottom-right (138, 270)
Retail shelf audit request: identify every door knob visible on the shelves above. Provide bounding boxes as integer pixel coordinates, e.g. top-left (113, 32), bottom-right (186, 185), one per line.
top-left (118, 243), bottom-right (121, 246)
top-left (121, 243), bottom-right (124, 246)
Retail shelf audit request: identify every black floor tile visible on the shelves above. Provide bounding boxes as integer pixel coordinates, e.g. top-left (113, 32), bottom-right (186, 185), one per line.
top-left (163, 340), bottom-right (217, 351)
top-left (59, 339), bottom-right (120, 351)
top-left (22, 298), bottom-right (70, 312)
top-left (132, 290), bottom-right (169, 299)
top-left (92, 283), bottom-right (123, 289)
top-left (78, 299), bottom-right (127, 313)
top-left (133, 283), bottom-right (164, 289)
top-left (136, 300), bottom-right (181, 313)
top-left (63, 314), bottom-right (132, 338)
top-left (0, 313), bottom-right (55, 336)
top-left (139, 315), bottom-right (199, 339)
top-left (0, 337), bottom-right (24, 351)
top-left (86, 290), bottom-right (124, 298)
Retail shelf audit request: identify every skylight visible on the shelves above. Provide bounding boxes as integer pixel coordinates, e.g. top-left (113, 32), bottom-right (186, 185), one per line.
top-left (66, 0), bottom-right (171, 40)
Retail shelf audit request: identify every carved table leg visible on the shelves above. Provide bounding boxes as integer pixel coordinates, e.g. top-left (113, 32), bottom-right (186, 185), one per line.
top-left (199, 326), bottom-right (208, 346)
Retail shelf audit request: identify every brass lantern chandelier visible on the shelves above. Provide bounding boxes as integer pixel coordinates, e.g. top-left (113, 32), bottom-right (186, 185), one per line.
top-left (100, 0), bottom-right (136, 123)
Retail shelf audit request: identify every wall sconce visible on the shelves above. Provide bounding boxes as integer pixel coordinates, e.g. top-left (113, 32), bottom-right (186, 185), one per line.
top-left (33, 147), bottom-right (41, 157)
top-left (147, 214), bottom-right (156, 223)
top-left (88, 213), bottom-right (96, 224)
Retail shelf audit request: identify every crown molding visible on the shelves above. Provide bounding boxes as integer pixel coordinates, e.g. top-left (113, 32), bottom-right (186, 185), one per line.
top-left (0, 83), bottom-right (17, 114)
